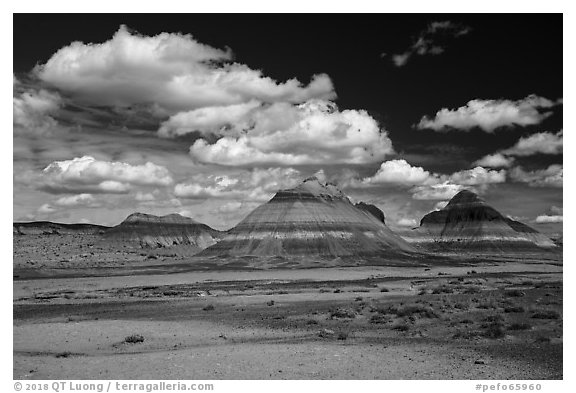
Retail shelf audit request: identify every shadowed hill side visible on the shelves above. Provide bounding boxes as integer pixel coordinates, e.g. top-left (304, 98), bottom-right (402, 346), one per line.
top-left (104, 213), bottom-right (222, 250)
top-left (402, 190), bottom-right (556, 252)
top-left (198, 177), bottom-right (416, 259)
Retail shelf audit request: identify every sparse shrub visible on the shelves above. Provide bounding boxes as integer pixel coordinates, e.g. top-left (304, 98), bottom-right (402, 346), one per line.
top-left (124, 334), bottom-right (145, 344)
top-left (337, 331), bottom-right (349, 340)
top-left (453, 330), bottom-right (481, 339)
top-left (55, 351), bottom-right (73, 358)
top-left (482, 322), bottom-right (506, 339)
top-left (477, 299), bottom-right (498, 309)
top-left (202, 304), bottom-right (215, 311)
top-left (396, 304), bottom-right (439, 318)
top-left (463, 287), bottom-right (481, 294)
top-left (146, 254), bottom-right (157, 260)
top-left (504, 306), bottom-right (525, 313)
top-left (391, 322), bottom-right (410, 332)
top-left (369, 314), bottom-right (390, 324)
top-left (330, 308), bottom-right (356, 319)
top-left (508, 322), bottom-right (531, 331)
top-left (482, 314), bottom-right (504, 323)
top-left (380, 287), bottom-right (390, 293)
top-left (505, 290), bottom-right (525, 298)
top-left (459, 319), bottom-right (473, 324)
top-left (432, 285), bottom-right (454, 294)
top-left (267, 300), bottom-right (275, 306)
top-left (306, 319), bottom-right (319, 325)
top-left (534, 336), bottom-right (551, 343)
top-left (333, 289), bottom-right (342, 293)
top-left (355, 297), bottom-right (363, 302)
top-left (531, 310), bottom-right (560, 319)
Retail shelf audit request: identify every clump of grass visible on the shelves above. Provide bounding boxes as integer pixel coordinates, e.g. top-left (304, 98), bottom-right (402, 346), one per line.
top-left (477, 299), bottom-right (499, 310)
top-left (354, 297), bottom-right (363, 302)
top-left (463, 286), bottom-right (481, 294)
top-left (330, 308), bottom-right (356, 319)
top-left (202, 304), bottom-right (215, 311)
top-left (55, 351), bottom-right (73, 358)
top-left (504, 305), bottom-right (525, 313)
top-left (508, 322), bottom-right (531, 331)
top-left (534, 336), bottom-right (551, 343)
top-left (124, 334), bottom-right (145, 344)
top-left (453, 330), bottom-right (481, 340)
top-left (305, 319), bottom-right (319, 325)
top-left (453, 302), bottom-right (470, 310)
top-left (531, 310), bottom-right (560, 319)
top-left (380, 287), bottom-right (390, 293)
top-left (333, 288), bottom-right (342, 293)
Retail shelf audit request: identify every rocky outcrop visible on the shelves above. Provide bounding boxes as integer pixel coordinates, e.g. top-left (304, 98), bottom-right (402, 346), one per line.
top-left (104, 213), bottom-right (221, 250)
top-left (403, 190), bottom-right (556, 252)
top-left (199, 177), bottom-right (416, 258)
top-left (13, 221), bottom-right (109, 235)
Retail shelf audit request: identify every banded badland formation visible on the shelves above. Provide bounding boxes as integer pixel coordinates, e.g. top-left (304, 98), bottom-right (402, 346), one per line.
top-left (13, 14), bottom-right (562, 381)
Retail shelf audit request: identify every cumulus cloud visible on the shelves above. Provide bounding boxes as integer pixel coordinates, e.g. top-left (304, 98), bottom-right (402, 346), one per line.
top-left (416, 95), bottom-right (558, 132)
top-left (158, 100), bottom-right (261, 137)
top-left (13, 88), bottom-right (62, 134)
top-left (186, 100), bottom-right (394, 165)
top-left (174, 167), bottom-right (302, 202)
top-left (509, 165), bottom-right (563, 188)
top-left (472, 153), bottom-right (515, 168)
top-left (448, 166), bottom-right (506, 186)
top-left (534, 215), bottom-right (563, 223)
top-left (39, 156), bottom-right (173, 194)
top-left (501, 130), bottom-right (563, 156)
top-left (390, 20), bottom-right (471, 67)
top-left (35, 25), bottom-right (335, 113)
top-left (361, 159), bottom-right (436, 186)
top-left (473, 130), bottom-right (562, 168)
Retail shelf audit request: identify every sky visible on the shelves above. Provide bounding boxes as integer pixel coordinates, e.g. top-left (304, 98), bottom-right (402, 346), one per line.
top-left (13, 14), bottom-right (563, 235)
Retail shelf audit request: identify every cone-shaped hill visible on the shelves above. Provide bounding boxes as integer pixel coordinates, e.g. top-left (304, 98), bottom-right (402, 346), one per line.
top-left (198, 177), bottom-right (416, 259)
top-left (402, 190), bottom-right (556, 252)
top-left (104, 213), bottom-right (221, 250)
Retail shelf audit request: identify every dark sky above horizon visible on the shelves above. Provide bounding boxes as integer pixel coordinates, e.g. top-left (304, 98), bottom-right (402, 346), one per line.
top-left (13, 14), bottom-right (563, 234)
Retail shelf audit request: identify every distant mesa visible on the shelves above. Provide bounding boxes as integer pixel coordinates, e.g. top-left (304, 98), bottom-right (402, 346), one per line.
top-left (402, 190), bottom-right (556, 251)
top-left (104, 212), bottom-right (222, 250)
top-left (13, 221), bottom-right (109, 236)
top-left (198, 176), bottom-right (415, 259)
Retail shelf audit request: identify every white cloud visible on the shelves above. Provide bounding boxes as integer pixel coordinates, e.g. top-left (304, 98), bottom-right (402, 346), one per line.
top-left (472, 153), bottom-right (515, 168)
top-left (549, 206), bottom-right (563, 215)
top-left (448, 166), bottom-right (506, 186)
top-left (509, 165), bottom-right (563, 188)
top-left (396, 218), bottom-right (418, 227)
top-left (135, 191), bottom-right (157, 202)
top-left (13, 88), bottom-right (62, 134)
top-left (39, 156), bottom-right (173, 194)
top-left (214, 201), bottom-right (243, 213)
top-left (362, 159), bottom-right (437, 186)
top-left (411, 182), bottom-right (464, 200)
top-left (501, 130), bottom-right (563, 156)
top-left (534, 215), bottom-right (563, 223)
top-left (175, 167), bottom-right (302, 202)
top-left (187, 100), bottom-right (394, 165)
top-left (53, 193), bottom-right (96, 207)
top-left (433, 201), bottom-right (449, 210)
top-left (416, 95), bottom-right (557, 132)
top-left (390, 20), bottom-right (471, 67)
top-left (36, 25), bottom-right (335, 113)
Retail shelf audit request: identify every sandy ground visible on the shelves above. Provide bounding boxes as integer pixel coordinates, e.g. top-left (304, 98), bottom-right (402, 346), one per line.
top-left (14, 259), bottom-right (562, 379)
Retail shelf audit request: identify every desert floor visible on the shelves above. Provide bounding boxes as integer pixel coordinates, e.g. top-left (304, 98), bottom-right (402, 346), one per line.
top-left (14, 257), bottom-right (562, 380)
